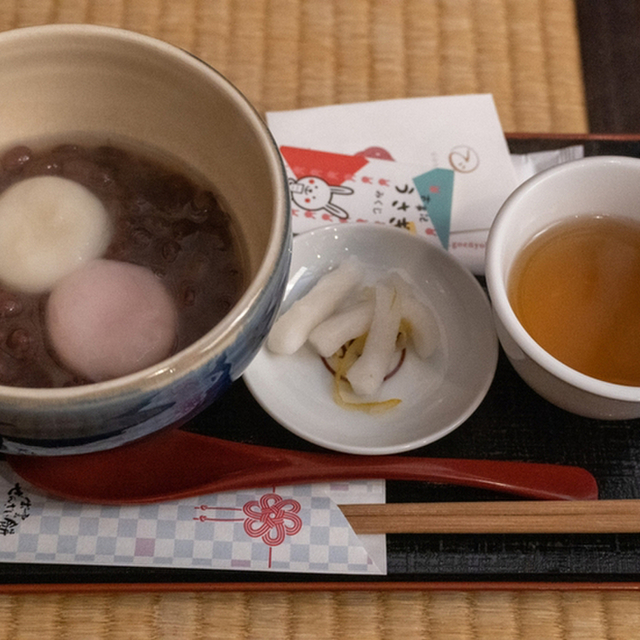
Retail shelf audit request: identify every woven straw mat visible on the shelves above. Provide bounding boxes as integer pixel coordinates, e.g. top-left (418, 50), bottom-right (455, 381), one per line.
top-left (0, 0), bottom-right (587, 132)
top-left (1, 588), bottom-right (640, 639)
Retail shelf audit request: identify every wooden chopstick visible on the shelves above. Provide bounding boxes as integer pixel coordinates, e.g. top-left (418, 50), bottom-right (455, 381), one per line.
top-left (339, 500), bottom-right (640, 534)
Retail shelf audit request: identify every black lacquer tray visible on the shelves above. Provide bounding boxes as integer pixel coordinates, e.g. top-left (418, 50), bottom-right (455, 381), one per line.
top-left (2, 134), bottom-right (640, 588)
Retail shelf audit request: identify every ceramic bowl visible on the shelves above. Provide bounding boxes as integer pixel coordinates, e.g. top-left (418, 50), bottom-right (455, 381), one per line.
top-left (244, 224), bottom-right (498, 455)
top-left (486, 155), bottom-right (640, 419)
top-left (0, 24), bottom-right (291, 454)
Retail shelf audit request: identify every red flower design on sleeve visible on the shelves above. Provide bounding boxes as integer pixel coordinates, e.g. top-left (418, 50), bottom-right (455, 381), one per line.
top-left (242, 493), bottom-right (303, 546)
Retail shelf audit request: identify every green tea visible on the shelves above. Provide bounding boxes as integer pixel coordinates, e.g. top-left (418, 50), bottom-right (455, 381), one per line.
top-left (509, 215), bottom-right (640, 386)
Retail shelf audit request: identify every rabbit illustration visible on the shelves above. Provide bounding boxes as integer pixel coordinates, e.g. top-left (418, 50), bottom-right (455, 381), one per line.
top-left (288, 176), bottom-right (353, 220)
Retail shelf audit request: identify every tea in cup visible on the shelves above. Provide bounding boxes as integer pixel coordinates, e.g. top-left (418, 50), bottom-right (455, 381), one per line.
top-left (486, 155), bottom-right (640, 419)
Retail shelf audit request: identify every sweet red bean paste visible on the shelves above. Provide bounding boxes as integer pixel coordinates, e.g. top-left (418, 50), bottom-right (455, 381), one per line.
top-left (0, 142), bottom-right (246, 388)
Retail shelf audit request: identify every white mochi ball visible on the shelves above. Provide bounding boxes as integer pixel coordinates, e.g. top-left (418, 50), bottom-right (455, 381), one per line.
top-left (0, 176), bottom-right (112, 293)
top-left (46, 260), bottom-right (178, 382)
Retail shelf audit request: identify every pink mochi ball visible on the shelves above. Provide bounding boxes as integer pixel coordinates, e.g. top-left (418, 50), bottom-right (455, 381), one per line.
top-left (46, 260), bottom-right (177, 382)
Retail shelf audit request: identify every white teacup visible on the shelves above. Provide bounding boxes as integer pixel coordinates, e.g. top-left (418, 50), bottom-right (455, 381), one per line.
top-left (486, 155), bottom-right (640, 420)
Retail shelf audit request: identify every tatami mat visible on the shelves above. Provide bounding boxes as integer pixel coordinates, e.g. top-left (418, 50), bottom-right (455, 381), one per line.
top-left (0, 588), bottom-right (639, 639)
top-left (0, 1), bottom-right (613, 638)
top-left (0, 0), bottom-right (587, 132)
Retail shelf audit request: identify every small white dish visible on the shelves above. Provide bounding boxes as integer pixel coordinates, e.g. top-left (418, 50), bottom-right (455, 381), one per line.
top-left (244, 224), bottom-right (498, 455)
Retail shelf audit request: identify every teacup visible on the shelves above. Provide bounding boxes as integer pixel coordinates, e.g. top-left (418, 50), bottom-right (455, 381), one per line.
top-left (486, 155), bottom-right (640, 420)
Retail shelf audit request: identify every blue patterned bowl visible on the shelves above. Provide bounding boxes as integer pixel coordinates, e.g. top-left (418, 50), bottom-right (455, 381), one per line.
top-left (0, 25), bottom-right (291, 454)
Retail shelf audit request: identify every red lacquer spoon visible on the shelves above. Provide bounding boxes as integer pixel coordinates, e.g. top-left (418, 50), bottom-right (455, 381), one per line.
top-left (6, 428), bottom-right (598, 504)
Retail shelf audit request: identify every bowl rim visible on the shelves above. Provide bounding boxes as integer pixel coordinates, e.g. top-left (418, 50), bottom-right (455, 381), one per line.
top-left (485, 154), bottom-right (640, 402)
top-left (0, 23), bottom-right (291, 405)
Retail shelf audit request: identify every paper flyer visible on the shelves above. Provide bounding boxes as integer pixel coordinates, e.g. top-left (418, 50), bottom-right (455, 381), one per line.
top-left (267, 94), bottom-right (519, 274)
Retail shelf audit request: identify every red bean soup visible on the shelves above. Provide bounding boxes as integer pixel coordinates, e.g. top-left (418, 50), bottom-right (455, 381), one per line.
top-left (0, 141), bottom-right (247, 388)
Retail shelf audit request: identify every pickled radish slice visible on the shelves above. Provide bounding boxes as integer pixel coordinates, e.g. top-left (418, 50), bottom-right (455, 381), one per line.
top-left (267, 257), bottom-right (364, 355)
top-left (399, 292), bottom-right (440, 359)
top-left (46, 260), bottom-right (177, 382)
top-left (386, 273), bottom-right (440, 359)
top-left (0, 176), bottom-right (112, 293)
top-left (346, 282), bottom-right (402, 397)
top-left (308, 299), bottom-right (374, 358)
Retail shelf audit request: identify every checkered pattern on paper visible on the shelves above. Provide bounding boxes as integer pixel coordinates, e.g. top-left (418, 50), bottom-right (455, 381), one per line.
top-left (0, 464), bottom-right (384, 575)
